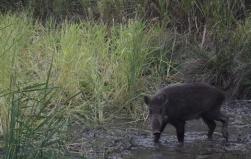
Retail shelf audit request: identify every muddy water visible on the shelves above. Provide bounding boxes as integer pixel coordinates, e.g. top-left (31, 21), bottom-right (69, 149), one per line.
top-left (69, 100), bottom-right (251, 159)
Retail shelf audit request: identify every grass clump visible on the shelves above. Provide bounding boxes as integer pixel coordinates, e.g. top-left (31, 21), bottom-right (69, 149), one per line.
top-left (0, 14), bottom-right (159, 158)
top-left (0, 14), bottom-right (157, 131)
top-left (0, 14), bottom-right (33, 90)
top-left (55, 21), bottom-right (154, 122)
top-left (1, 62), bottom-right (68, 159)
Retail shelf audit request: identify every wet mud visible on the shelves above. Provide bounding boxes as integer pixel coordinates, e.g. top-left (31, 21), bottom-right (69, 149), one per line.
top-left (68, 100), bottom-right (251, 159)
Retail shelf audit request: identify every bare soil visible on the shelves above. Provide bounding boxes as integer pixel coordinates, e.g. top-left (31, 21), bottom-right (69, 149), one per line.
top-left (67, 100), bottom-right (251, 159)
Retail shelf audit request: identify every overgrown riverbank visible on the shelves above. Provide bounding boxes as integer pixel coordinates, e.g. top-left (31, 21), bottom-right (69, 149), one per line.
top-left (0, 1), bottom-right (251, 158)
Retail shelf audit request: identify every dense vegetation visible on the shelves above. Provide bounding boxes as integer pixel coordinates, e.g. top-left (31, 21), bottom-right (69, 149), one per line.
top-left (0, 0), bottom-right (251, 158)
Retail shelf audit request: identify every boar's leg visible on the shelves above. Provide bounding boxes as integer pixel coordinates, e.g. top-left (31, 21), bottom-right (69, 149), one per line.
top-left (153, 120), bottom-right (168, 143)
top-left (203, 111), bottom-right (229, 142)
top-left (214, 112), bottom-right (229, 142)
top-left (202, 117), bottom-right (216, 139)
top-left (173, 121), bottom-right (185, 143)
top-left (153, 133), bottom-right (161, 143)
top-left (160, 120), bottom-right (168, 133)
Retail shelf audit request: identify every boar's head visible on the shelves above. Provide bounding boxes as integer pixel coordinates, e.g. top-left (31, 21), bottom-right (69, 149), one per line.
top-left (144, 94), bottom-right (168, 143)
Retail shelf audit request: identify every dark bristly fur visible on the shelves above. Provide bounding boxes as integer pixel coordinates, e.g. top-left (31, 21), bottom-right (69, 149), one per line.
top-left (144, 83), bottom-right (229, 144)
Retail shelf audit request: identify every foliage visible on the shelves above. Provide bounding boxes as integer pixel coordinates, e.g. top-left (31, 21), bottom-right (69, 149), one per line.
top-left (0, 1), bottom-right (251, 158)
top-left (1, 62), bottom-right (68, 159)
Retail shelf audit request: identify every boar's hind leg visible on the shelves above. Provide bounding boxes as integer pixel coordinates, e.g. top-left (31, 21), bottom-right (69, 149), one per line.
top-left (173, 121), bottom-right (185, 143)
top-left (215, 112), bottom-right (229, 142)
top-left (202, 117), bottom-right (216, 139)
top-left (203, 111), bottom-right (229, 142)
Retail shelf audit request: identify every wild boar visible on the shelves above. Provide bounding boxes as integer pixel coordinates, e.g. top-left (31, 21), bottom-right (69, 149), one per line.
top-left (144, 83), bottom-right (229, 144)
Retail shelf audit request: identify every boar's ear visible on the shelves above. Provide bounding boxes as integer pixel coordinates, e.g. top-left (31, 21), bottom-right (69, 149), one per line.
top-left (144, 95), bottom-right (151, 105)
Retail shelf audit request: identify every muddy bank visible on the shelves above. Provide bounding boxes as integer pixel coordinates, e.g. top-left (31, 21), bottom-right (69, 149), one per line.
top-left (67, 100), bottom-right (251, 159)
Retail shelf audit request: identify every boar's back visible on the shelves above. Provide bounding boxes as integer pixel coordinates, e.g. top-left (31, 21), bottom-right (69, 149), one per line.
top-left (156, 83), bottom-right (225, 120)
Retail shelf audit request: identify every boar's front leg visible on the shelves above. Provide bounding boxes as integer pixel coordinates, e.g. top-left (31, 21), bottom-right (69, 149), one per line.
top-left (153, 119), bottom-right (168, 143)
top-left (160, 117), bottom-right (168, 133)
top-left (173, 121), bottom-right (185, 143)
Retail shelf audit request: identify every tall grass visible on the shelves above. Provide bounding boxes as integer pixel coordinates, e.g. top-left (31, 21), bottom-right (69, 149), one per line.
top-left (0, 13), bottom-right (161, 158)
top-left (168, 17), bottom-right (251, 98)
top-left (55, 21), bottom-right (153, 122)
top-left (3, 64), bottom-right (68, 159)
top-left (0, 14), bottom-right (68, 157)
top-left (0, 14), bottom-right (33, 90)
top-left (0, 14), bottom-right (157, 131)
